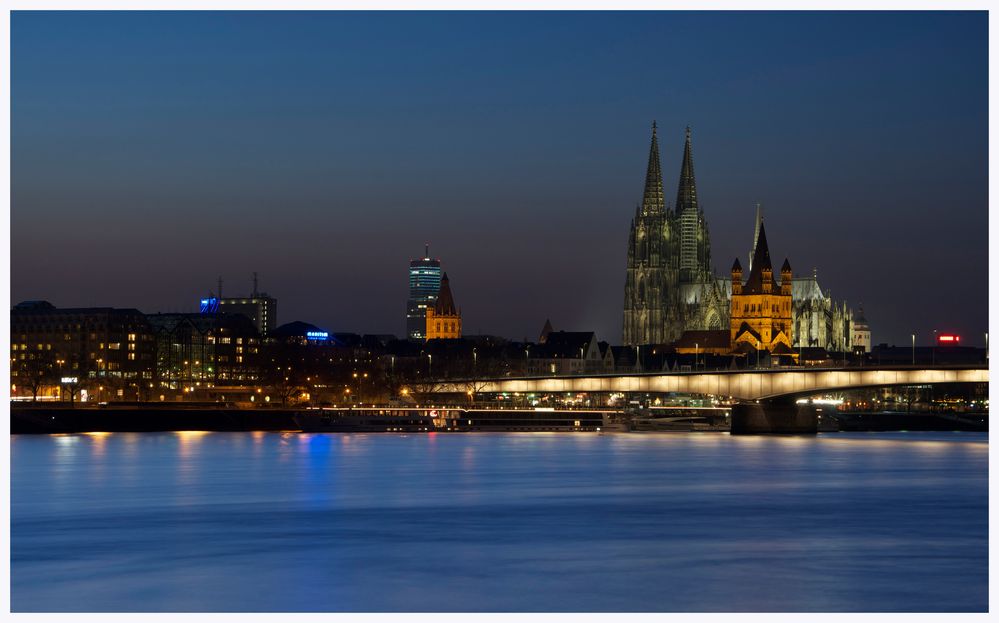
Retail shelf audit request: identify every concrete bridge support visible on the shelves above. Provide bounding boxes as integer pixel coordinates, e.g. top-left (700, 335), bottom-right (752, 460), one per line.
top-left (731, 398), bottom-right (818, 434)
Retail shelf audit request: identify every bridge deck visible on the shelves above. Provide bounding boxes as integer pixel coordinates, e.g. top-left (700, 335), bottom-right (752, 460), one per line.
top-left (432, 365), bottom-right (988, 400)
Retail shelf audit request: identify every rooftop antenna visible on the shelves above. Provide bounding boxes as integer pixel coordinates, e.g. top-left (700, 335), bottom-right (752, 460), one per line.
top-left (252, 272), bottom-right (258, 297)
top-left (425, 243), bottom-right (430, 259)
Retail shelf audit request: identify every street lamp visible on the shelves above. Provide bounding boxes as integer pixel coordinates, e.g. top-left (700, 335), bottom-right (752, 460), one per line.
top-left (932, 330), bottom-right (937, 366)
top-left (911, 333), bottom-right (915, 366)
top-left (695, 343), bottom-right (699, 371)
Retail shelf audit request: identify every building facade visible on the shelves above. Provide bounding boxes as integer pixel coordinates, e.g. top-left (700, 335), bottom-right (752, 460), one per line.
top-left (406, 245), bottom-right (443, 340)
top-left (850, 305), bottom-right (872, 353)
top-left (218, 278), bottom-right (277, 336)
top-left (146, 312), bottom-right (261, 388)
top-left (11, 301), bottom-right (156, 400)
top-left (425, 272), bottom-right (461, 340)
top-left (527, 330), bottom-right (613, 376)
top-left (790, 272), bottom-right (853, 352)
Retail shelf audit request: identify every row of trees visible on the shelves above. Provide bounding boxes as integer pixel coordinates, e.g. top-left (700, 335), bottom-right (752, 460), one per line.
top-left (11, 352), bottom-right (155, 403)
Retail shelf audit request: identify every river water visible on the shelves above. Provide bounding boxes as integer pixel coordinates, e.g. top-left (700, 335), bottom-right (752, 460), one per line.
top-left (10, 431), bottom-right (988, 612)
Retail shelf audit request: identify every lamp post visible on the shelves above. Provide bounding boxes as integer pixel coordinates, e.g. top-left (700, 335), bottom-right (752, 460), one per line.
top-left (428, 354), bottom-right (433, 379)
top-left (932, 330), bottom-right (937, 366)
top-left (911, 333), bottom-right (915, 366)
top-left (695, 343), bottom-right (699, 371)
top-left (472, 348), bottom-right (477, 374)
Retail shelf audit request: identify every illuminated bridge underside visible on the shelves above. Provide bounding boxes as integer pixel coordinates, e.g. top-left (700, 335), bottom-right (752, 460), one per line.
top-left (440, 367), bottom-right (988, 401)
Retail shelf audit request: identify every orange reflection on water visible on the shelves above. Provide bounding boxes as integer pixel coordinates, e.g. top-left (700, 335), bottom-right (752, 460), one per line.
top-left (174, 430), bottom-right (211, 459)
top-left (83, 431), bottom-right (111, 457)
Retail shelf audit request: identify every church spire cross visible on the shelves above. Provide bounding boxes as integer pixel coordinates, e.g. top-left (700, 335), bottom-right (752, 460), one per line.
top-left (675, 126), bottom-right (698, 213)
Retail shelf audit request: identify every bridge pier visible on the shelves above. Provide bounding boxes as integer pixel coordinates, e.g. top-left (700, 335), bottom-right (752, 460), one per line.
top-left (731, 398), bottom-right (817, 435)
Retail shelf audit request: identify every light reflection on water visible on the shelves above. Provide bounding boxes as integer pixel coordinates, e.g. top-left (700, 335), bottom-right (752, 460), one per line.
top-left (11, 431), bottom-right (987, 612)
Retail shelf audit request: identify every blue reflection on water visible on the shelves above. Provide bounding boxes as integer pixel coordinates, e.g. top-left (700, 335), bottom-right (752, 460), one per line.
top-left (11, 431), bottom-right (987, 612)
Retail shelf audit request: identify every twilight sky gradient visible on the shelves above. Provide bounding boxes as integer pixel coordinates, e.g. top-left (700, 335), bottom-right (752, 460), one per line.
top-left (11, 11), bottom-right (988, 346)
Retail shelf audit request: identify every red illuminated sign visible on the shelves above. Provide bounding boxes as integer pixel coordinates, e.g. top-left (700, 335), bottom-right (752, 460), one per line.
top-left (937, 334), bottom-right (960, 344)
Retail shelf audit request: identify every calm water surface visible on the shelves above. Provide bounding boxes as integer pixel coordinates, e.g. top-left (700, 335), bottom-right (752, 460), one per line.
top-left (11, 431), bottom-right (987, 612)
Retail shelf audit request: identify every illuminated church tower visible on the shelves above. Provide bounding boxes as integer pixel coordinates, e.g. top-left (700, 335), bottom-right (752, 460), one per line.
top-left (729, 219), bottom-right (794, 357)
top-left (425, 272), bottom-right (462, 340)
top-left (622, 122), bottom-right (674, 345)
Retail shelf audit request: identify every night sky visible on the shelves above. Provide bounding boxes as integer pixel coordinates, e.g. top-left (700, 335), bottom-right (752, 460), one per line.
top-left (11, 11), bottom-right (988, 346)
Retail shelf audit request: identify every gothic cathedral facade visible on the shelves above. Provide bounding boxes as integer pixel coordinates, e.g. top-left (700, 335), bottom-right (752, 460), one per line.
top-left (622, 124), bottom-right (729, 346)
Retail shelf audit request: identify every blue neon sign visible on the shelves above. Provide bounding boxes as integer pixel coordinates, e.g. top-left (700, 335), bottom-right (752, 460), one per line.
top-left (200, 297), bottom-right (219, 314)
top-left (306, 331), bottom-right (329, 340)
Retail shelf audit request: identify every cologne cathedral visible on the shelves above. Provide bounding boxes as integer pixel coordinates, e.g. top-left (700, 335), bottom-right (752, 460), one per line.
top-left (622, 124), bottom-right (729, 346)
top-left (622, 123), bottom-right (861, 351)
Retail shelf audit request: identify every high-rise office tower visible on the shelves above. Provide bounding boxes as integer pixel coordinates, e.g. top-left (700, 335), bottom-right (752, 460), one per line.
top-left (406, 245), bottom-right (442, 340)
top-left (218, 272), bottom-right (277, 336)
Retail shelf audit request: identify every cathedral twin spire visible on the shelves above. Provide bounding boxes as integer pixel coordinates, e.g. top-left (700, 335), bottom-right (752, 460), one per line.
top-left (640, 122), bottom-right (699, 216)
top-left (641, 121), bottom-right (665, 214)
top-left (675, 126), bottom-right (698, 214)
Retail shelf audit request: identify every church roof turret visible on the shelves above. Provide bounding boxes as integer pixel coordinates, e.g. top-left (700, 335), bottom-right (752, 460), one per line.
top-left (731, 257), bottom-right (742, 272)
top-left (675, 126), bottom-right (698, 214)
top-left (539, 318), bottom-right (553, 343)
top-left (781, 258), bottom-right (792, 273)
top-left (434, 273), bottom-right (458, 316)
top-left (854, 304), bottom-right (867, 324)
top-left (641, 121), bottom-right (664, 214)
top-left (742, 220), bottom-right (780, 294)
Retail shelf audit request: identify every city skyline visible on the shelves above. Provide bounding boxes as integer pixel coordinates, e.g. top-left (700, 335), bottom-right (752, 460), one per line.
top-left (11, 11), bottom-right (988, 345)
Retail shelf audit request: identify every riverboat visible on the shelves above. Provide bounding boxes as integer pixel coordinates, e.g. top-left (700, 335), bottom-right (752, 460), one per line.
top-left (293, 406), bottom-right (614, 432)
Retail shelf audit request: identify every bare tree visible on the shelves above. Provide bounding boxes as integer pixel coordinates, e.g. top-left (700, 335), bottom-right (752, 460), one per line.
top-left (263, 364), bottom-right (309, 406)
top-left (13, 351), bottom-right (56, 402)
